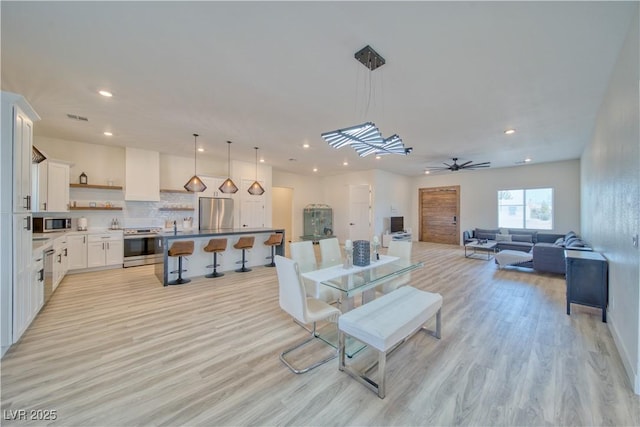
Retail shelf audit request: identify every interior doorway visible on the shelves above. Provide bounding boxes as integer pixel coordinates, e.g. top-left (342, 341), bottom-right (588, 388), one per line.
top-left (419, 186), bottom-right (460, 245)
top-left (348, 184), bottom-right (371, 241)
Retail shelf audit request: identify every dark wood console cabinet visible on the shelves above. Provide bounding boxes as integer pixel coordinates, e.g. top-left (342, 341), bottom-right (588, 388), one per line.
top-left (565, 250), bottom-right (608, 322)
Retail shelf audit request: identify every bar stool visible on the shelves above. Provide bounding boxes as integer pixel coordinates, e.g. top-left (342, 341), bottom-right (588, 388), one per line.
top-left (168, 240), bottom-right (194, 285)
top-left (263, 233), bottom-right (283, 267)
top-left (234, 236), bottom-right (255, 273)
top-left (204, 238), bottom-right (227, 278)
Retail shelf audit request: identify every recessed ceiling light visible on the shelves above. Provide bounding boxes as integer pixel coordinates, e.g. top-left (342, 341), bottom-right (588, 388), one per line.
top-left (313, 167), bottom-right (318, 172)
top-left (343, 161), bottom-right (348, 166)
top-left (197, 148), bottom-right (204, 152)
top-left (103, 131), bottom-right (112, 136)
top-left (98, 90), bottom-right (113, 97)
top-left (524, 158), bottom-right (532, 162)
top-left (303, 143), bottom-right (310, 148)
top-left (424, 170), bottom-right (430, 174)
top-left (259, 158), bottom-right (265, 163)
top-left (375, 155), bottom-right (381, 160)
top-left (504, 129), bottom-right (516, 135)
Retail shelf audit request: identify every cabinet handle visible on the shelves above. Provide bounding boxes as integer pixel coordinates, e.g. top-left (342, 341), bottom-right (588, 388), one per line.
top-left (24, 216), bottom-right (31, 231)
top-left (38, 269), bottom-right (44, 282)
top-left (43, 202), bottom-right (47, 211)
top-left (83, 236), bottom-right (86, 244)
top-left (64, 248), bottom-right (68, 256)
top-left (102, 242), bottom-right (105, 250)
top-left (57, 254), bottom-right (61, 263)
top-left (23, 195), bottom-right (31, 210)
top-left (107, 242), bottom-right (110, 250)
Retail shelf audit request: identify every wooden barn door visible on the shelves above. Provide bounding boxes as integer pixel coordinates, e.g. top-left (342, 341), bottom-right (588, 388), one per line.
top-left (419, 186), bottom-right (460, 245)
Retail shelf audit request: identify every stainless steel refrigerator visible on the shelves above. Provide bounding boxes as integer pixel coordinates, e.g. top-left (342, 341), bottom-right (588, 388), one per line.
top-left (199, 197), bottom-right (234, 230)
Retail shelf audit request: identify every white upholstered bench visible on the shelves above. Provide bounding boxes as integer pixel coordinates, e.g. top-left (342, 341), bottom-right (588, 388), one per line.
top-left (338, 286), bottom-right (443, 398)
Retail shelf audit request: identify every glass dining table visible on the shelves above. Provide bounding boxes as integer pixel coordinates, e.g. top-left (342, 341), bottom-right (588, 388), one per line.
top-left (299, 255), bottom-right (424, 355)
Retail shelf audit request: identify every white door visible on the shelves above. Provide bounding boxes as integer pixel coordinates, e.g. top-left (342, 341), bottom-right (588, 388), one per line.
top-left (348, 185), bottom-right (371, 241)
top-left (240, 179), bottom-right (265, 228)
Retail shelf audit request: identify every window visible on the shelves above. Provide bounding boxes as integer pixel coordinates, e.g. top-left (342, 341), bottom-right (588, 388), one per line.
top-left (498, 188), bottom-right (553, 230)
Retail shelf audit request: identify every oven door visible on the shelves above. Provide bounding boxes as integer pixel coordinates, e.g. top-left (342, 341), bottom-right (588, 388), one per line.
top-left (123, 235), bottom-right (162, 267)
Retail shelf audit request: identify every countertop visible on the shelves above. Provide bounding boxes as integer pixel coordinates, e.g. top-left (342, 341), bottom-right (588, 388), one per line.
top-left (160, 227), bottom-right (284, 240)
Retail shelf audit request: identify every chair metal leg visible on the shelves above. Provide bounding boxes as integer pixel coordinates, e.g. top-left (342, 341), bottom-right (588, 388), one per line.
top-left (265, 245), bottom-right (276, 267)
top-left (280, 322), bottom-right (337, 374)
top-left (168, 256), bottom-right (190, 285)
top-left (235, 249), bottom-right (252, 272)
top-left (205, 252), bottom-right (224, 278)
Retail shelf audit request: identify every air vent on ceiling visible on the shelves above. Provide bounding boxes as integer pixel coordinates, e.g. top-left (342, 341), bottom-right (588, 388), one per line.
top-left (66, 114), bottom-right (89, 122)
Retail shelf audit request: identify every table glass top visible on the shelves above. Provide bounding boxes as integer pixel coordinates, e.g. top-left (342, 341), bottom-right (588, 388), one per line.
top-left (300, 256), bottom-right (423, 297)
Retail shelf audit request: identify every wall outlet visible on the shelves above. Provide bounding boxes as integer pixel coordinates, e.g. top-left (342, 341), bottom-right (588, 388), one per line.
top-left (633, 234), bottom-right (639, 249)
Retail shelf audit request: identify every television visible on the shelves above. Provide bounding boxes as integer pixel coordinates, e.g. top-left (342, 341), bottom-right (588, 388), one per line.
top-left (390, 216), bottom-right (404, 233)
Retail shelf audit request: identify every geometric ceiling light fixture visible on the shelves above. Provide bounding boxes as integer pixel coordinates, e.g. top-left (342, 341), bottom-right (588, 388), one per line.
top-left (219, 141), bottom-right (239, 194)
top-left (320, 45), bottom-right (411, 157)
top-left (184, 133), bottom-right (208, 192)
top-left (247, 147), bottom-right (265, 196)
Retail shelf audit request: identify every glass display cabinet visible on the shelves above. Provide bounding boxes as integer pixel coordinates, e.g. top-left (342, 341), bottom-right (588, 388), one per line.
top-left (301, 204), bottom-right (334, 242)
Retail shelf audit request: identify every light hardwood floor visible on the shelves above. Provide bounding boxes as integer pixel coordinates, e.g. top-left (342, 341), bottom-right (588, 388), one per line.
top-left (2, 242), bottom-right (639, 426)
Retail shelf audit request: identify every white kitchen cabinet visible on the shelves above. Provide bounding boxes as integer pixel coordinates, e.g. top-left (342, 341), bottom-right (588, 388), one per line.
top-left (199, 176), bottom-right (233, 198)
top-left (12, 217), bottom-right (31, 341)
top-left (125, 147), bottom-right (160, 201)
top-left (67, 233), bottom-right (88, 270)
top-left (52, 235), bottom-right (68, 291)
top-left (87, 233), bottom-right (123, 268)
top-left (35, 160), bottom-right (70, 212)
top-left (2, 92), bottom-right (39, 352)
top-left (31, 252), bottom-right (44, 320)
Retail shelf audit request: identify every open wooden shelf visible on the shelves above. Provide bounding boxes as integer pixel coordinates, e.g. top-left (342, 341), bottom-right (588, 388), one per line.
top-left (70, 184), bottom-right (123, 190)
top-left (160, 188), bottom-right (191, 194)
top-left (69, 206), bottom-right (123, 211)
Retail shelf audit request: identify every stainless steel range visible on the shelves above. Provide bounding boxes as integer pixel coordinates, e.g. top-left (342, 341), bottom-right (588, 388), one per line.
top-left (123, 227), bottom-right (163, 267)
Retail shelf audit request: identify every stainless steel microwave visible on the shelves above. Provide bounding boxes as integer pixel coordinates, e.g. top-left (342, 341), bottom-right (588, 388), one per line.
top-left (33, 217), bottom-right (71, 233)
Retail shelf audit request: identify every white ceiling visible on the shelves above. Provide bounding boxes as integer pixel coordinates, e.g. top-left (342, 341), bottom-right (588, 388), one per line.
top-left (1, 1), bottom-right (635, 177)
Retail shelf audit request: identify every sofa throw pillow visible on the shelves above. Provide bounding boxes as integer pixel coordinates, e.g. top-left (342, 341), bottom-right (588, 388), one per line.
top-left (565, 231), bottom-right (577, 240)
top-left (565, 236), bottom-right (579, 247)
top-left (566, 238), bottom-right (587, 248)
top-left (495, 234), bottom-right (512, 242)
top-left (554, 237), bottom-right (565, 246)
top-left (511, 234), bottom-right (533, 243)
top-left (475, 228), bottom-right (499, 241)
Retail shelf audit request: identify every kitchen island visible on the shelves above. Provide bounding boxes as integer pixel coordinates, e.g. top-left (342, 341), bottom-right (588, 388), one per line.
top-left (155, 228), bottom-right (285, 286)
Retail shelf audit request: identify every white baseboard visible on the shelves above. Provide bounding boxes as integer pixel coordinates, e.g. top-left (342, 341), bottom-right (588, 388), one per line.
top-left (607, 310), bottom-right (640, 394)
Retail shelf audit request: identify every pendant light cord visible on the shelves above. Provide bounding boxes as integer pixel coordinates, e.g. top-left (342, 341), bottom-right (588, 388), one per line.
top-left (193, 133), bottom-right (199, 175)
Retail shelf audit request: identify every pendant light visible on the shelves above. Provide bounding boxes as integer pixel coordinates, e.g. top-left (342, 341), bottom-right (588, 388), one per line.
top-left (184, 133), bottom-right (207, 192)
top-left (247, 147), bottom-right (265, 196)
top-left (219, 141), bottom-right (238, 194)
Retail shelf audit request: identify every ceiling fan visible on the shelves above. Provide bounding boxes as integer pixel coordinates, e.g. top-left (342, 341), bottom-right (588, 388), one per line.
top-left (425, 157), bottom-right (491, 172)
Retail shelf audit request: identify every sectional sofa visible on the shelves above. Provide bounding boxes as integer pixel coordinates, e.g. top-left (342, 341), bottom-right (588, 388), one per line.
top-left (463, 228), bottom-right (591, 274)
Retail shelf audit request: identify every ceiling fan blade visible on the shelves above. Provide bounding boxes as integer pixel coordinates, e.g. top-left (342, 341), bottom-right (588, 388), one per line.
top-left (460, 160), bottom-right (473, 167)
top-left (469, 161), bottom-right (491, 167)
top-left (443, 162), bottom-right (452, 168)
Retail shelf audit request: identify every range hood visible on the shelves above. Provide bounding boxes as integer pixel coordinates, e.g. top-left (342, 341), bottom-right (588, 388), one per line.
top-left (32, 146), bottom-right (47, 164)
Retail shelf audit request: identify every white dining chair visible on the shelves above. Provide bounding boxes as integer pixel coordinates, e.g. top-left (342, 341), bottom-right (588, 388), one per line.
top-left (275, 255), bottom-right (341, 374)
top-left (290, 240), bottom-right (341, 303)
top-left (377, 240), bottom-right (413, 294)
top-left (319, 237), bottom-right (341, 265)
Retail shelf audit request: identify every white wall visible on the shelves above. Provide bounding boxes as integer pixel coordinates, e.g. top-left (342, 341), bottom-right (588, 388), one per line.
top-left (272, 170), bottom-right (326, 241)
top-left (581, 9), bottom-right (640, 394)
top-left (372, 170), bottom-right (413, 236)
top-left (411, 160), bottom-right (581, 241)
top-left (35, 136), bottom-right (125, 187)
top-left (273, 169), bottom-right (413, 243)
